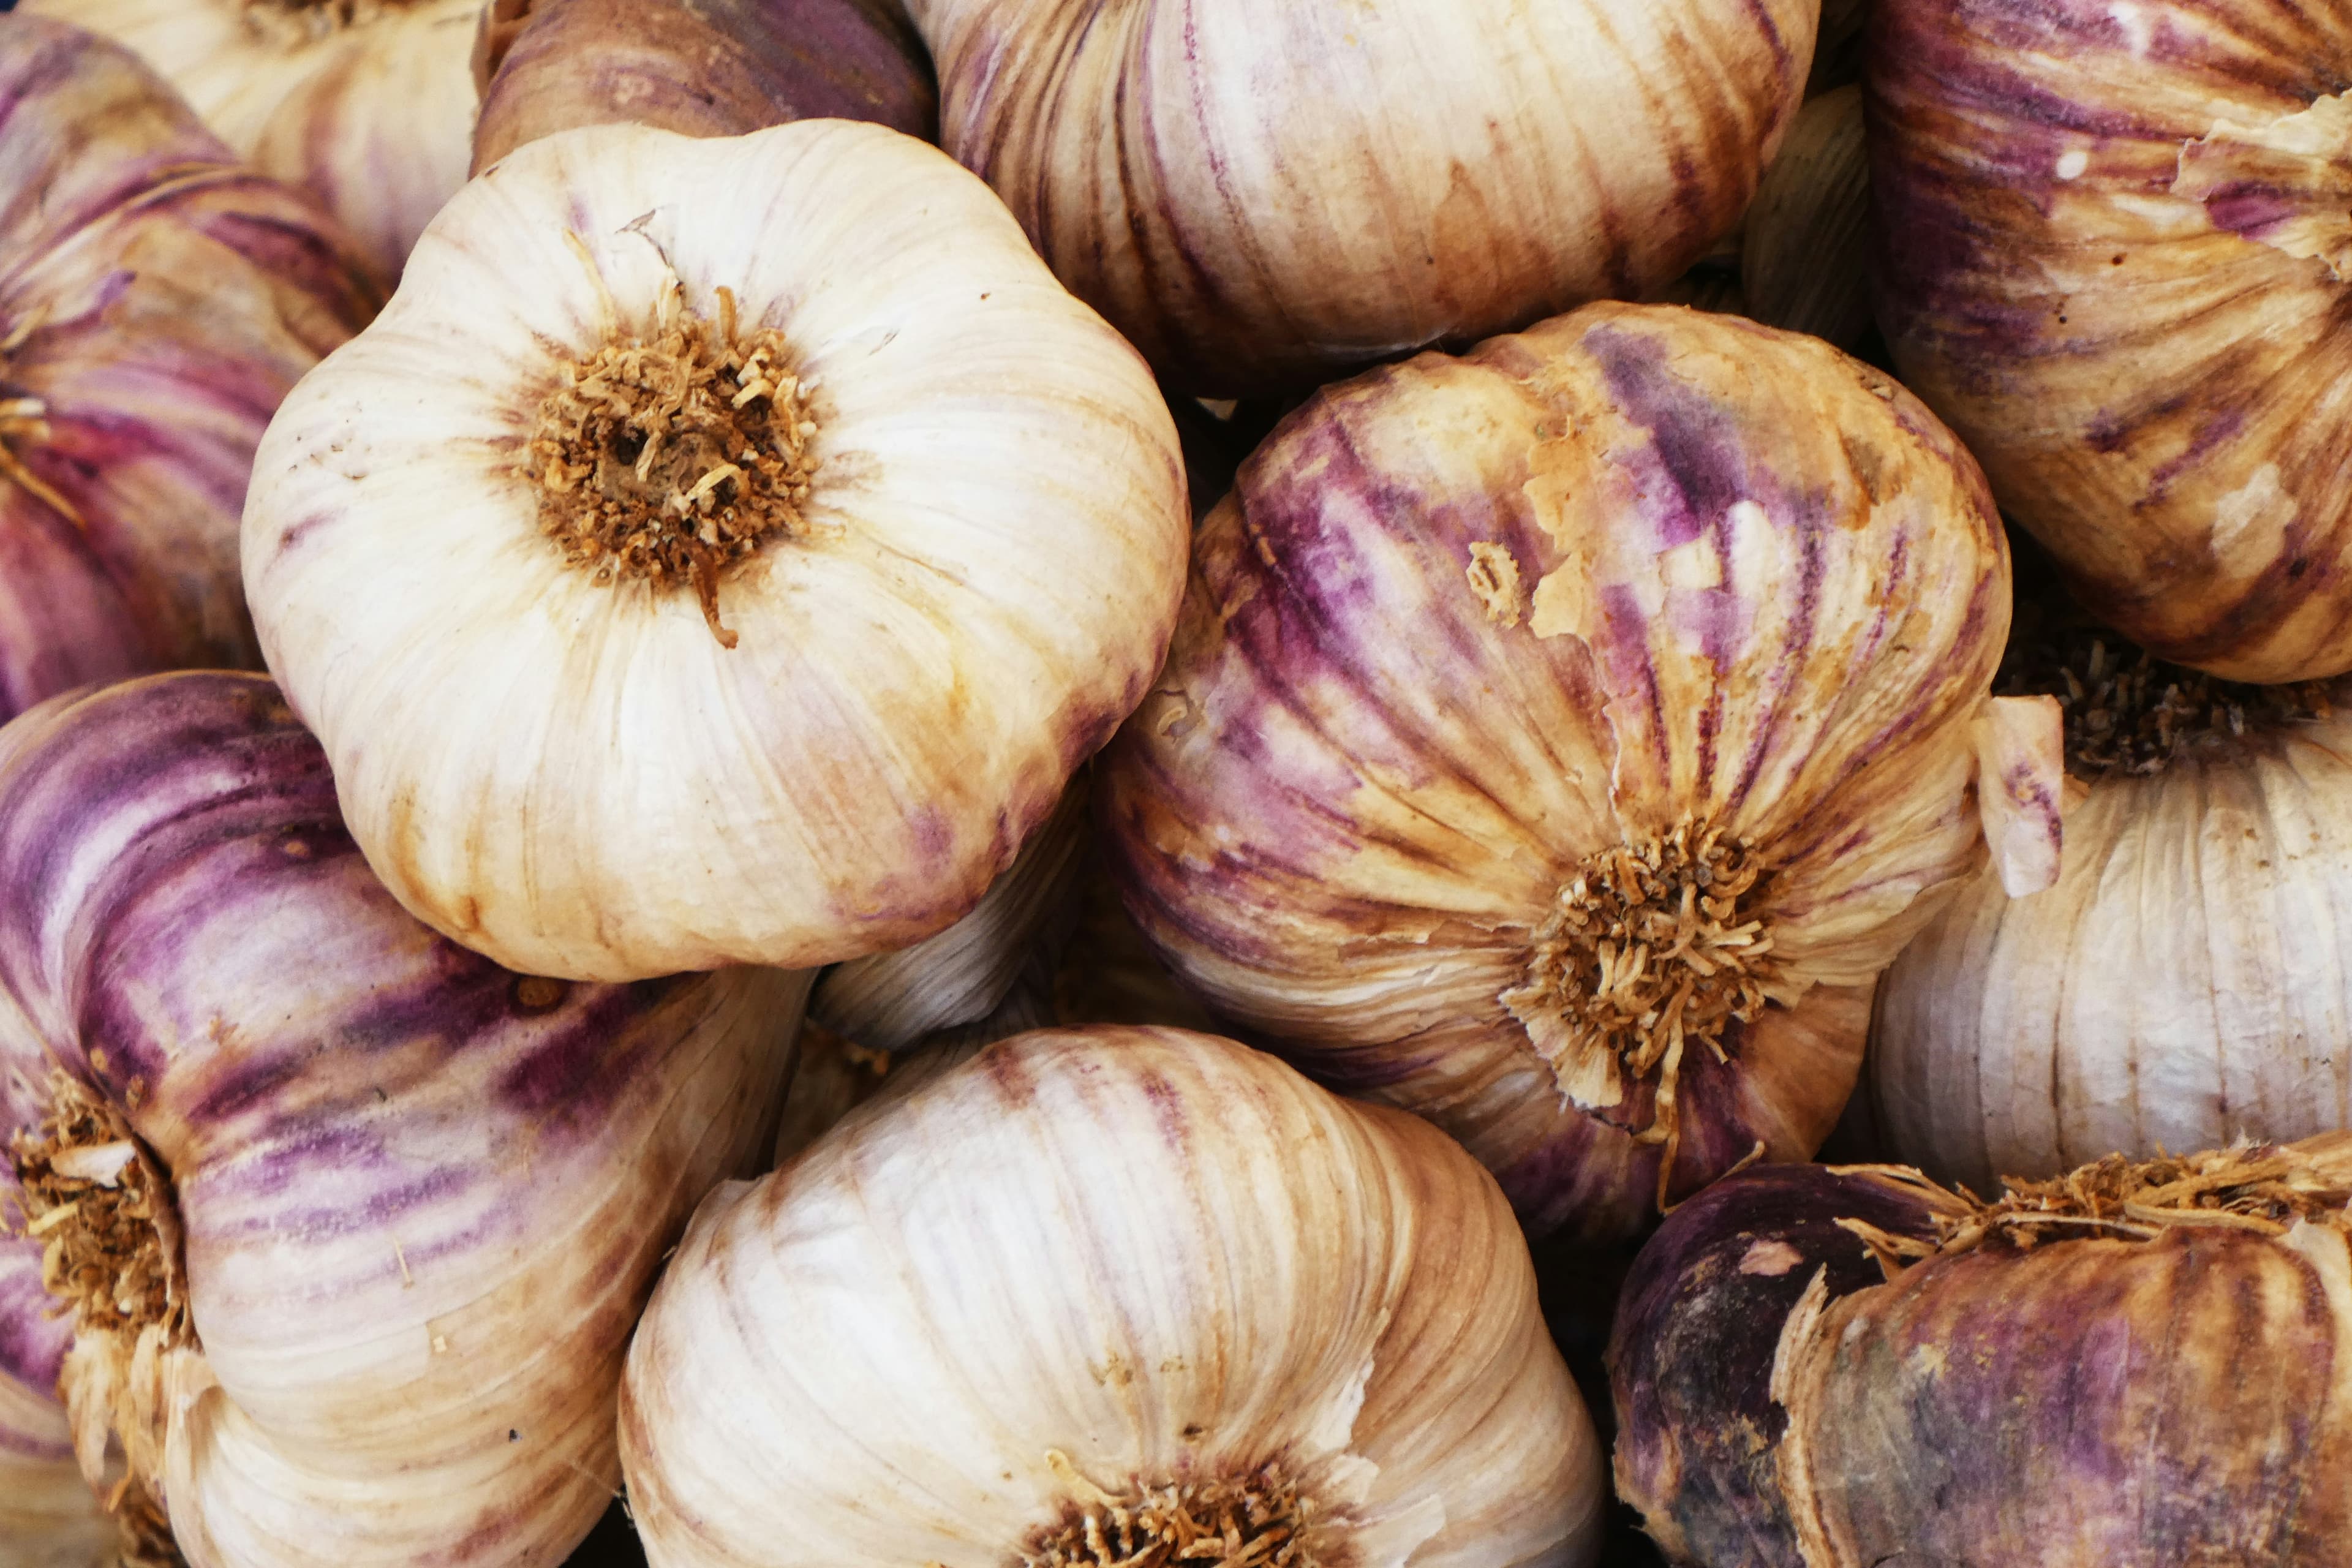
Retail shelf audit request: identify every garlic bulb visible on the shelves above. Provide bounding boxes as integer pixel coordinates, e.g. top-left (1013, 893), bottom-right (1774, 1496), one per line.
top-left (1865, 608), bottom-right (2352, 1194)
top-left (0, 671), bottom-right (808, 1567)
top-left (1869, 0), bottom-right (2352, 682)
top-left (0, 17), bottom-right (377, 729)
top-left (3, 1170), bottom-right (111, 1568)
top-left (1613, 1138), bottom-right (2352, 1566)
top-left (620, 1026), bottom-right (1606, 1568)
top-left (1742, 86), bottom-right (1871, 352)
top-left (472, 0), bottom-right (938, 172)
top-left (1101, 302), bottom-right (2060, 1240)
top-left (903, 0), bottom-right (1815, 393)
top-left (22, 0), bottom-right (481, 284)
top-left (243, 119), bottom-right (1189, 984)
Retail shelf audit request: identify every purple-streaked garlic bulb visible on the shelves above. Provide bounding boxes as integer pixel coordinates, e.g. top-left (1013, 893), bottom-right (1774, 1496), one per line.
top-left (1613, 1140), bottom-right (2352, 1566)
top-left (1870, 0), bottom-right (2352, 682)
top-left (243, 119), bottom-right (1188, 985)
top-left (1101, 302), bottom-right (2061, 1241)
top-left (0, 671), bottom-right (809, 1568)
top-left (20, 0), bottom-right (481, 284)
top-left (620, 1027), bottom-right (1607, 1568)
top-left (0, 18), bottom-right (377, 731)
top-left (1865, 601), bottom-right (2352, 1193)
top-left (902, 0), bottom-right (1816, 394)
top-left (470, 0), bottom-right (938, 172)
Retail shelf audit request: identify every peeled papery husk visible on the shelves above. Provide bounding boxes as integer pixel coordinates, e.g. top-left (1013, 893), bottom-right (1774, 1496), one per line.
top-left (1870, 0), bottom-right (2352, 682)
top-left (20, 0), bottom-right (479, 285)
top-left (0, 18), bottom-right (378, 729)
top-left (903, 0), bottom-right (1814, 395)
top-left (1866, 612), bottom-right (2352, 1193)
top-left (0, 671), bottom-right (808, 1568)
top-left (1742, 86), bottom-right (1871, 352)
top-left (470, 0), bottom-right (936, 172)
top-left (621, 1027), bottom-right (1607, 1568)
top-left (1614, 1139), bottom-right (2352, 1566)
top-left (1101, 301), bottom-right (2059, 1241)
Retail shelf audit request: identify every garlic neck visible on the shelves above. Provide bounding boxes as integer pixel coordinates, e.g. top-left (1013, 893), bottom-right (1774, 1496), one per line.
top-left (524, 276), bottom-right (818, 650)
top-left (1025, 1455), bottom-right (1327, 1568)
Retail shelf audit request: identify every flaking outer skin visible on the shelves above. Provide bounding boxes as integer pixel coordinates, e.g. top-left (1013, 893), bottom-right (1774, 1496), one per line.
top-left (1608, 1164), bottom-right (1937, 1568)
top-left (471, 0), bottom-right (937, 172)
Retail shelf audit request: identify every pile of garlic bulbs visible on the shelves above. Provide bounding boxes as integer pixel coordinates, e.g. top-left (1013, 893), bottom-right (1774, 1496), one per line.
top-left (12, 2), bottom-right (2352, 1566)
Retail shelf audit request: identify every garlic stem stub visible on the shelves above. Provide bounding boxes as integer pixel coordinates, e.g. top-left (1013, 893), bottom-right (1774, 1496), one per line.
top-left (1866, 600), bottom-right (2352, 1194)
top-left (470, 0), bottom-right (939, 172)
top-left (1101, 302), bottom-right (2059, 1240)
top-left (0, 671), bottom-right (810, 1568)
top-left (243, 118), bottom-right (1190, 984)
top-left (1612, 1139), bottom-right (2352, 1566)
top-left (20, 0), bottom-right (483, 285)
top-left (902, 0), bottom-right (1816, 394)
top-left (1870, 0), bottom-right (2352, 682)
top-left (620, 1027), bottom-right (1606, 1568)
top-left (0, 17), bottom-right (379, 730)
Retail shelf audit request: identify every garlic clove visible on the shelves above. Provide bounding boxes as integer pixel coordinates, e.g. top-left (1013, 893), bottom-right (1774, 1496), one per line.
top-left (0, 671), bottom-right (810, 1567)
top-left (1741, 84), bottom-right (1873, 351)
top-left (620, 1027), bottom-right (1605, 1568)
top-left (244, 119), bottom-right (1188, 984)
top-left (470, 0), bottom-right (939, 172)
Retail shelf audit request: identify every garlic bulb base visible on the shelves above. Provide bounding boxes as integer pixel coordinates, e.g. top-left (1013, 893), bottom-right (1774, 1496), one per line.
top-left (240, 0), bottom-right (427, 46)
top-left (1027, 1452), bottom-right (1332, 1568)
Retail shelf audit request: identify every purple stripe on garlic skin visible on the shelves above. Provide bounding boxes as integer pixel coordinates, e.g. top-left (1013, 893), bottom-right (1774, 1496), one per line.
top-left (0, 671), bottom-right (809, 1568)
top-left (1102, 302), bottom-right (2045, 1241)
top-left (470, 0), bottom-right (939, 172)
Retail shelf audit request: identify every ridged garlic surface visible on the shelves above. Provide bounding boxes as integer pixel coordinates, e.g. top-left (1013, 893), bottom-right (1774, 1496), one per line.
top-left (1870, 0), bottom-right (2352, 682)
top-left (243, 119), bottom-right (1189, 984)
top-left (903, 0), bottom-right (1815, 393)
top-left (620, 1026), bottom-right (1605, 1568)
top-left (23, 0), bottom-right (481, 283)
top-left (0, 672), bottom-right (809, 1568)
top-left (472, 0), bottom-right (938, 172)
top-left (1102, 303), bottom-right (2059, 1240)
top-left (1867, 633), bottom-right (2352, 1194)
top-left (0, 18), bottom-right (377, 729)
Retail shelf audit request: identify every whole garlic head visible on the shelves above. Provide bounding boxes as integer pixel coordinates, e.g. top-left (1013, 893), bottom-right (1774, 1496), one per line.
top-left (1871, 0), bottom-right (2352, 681)
top-left (0, 17), bottom-right (378, 729)
top-left (243, 119), bottom-right (1189, 984)
top-left (620, 1026), bottom-right (1605, 1568)
top-left (0, 671), bottom-right (809, 1568)
top-left (1866, 617), bottom-right (2352, 1194)
top-left (21, 0), bottom-right (483, 283)
top-left (902, 0), bottom-right (1815, 394)
top-left (1102, 303), bottom-right (2059, 1240)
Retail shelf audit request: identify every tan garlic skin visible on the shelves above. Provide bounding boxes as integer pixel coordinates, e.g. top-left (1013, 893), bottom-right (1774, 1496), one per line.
top-left (0, 17), bottom-right (378, 729)
top-left (470, 0), bottom-right (937, 172)
top-left (620, 1027), bottom-right (1604, 1568)
top-left (1870, 0), bottom-right (2352, 681)
top-left (1101, 303), bottom-right (2043, 1241)
top-left (23, 0), bottom-right (482, 284)
top-left (1613, 1139), bottom-right (2352, 1567)
top-left (1868, 699), bottom-right (2352, 1196)
top-left (1742, 86), bottom-right (1871, 352)
top-left (903, 0), bottom-right (1815, 394)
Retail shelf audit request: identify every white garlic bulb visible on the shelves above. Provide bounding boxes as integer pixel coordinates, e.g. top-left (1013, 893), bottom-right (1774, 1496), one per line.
top-left (621, 1027), bottom-right (1606, 1568)
top-left (243, 119), bottom-right (1189, 984)
top-left (21, 0), bottom-right (481, 283)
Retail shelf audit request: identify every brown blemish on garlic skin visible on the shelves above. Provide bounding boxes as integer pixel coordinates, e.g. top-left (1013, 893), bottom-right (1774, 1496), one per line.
top-left (524, 262), bottom-right (818, 649)
top-left (1023, 1452), bottom-right (1329, 1568)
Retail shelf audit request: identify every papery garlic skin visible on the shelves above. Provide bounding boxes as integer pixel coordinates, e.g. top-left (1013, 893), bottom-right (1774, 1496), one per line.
top-left (620, 1026), bottom-right (1604, 1568)
top-left (1869, 0), bottom-right (2352, 681)
top-left (1743, 86), bottom-right (1872, 352)
top-left (1613, 1141), bottom-right (2352, 1567)
top-left (0, 18), bottom-right (377, 729)
top-left (1102, 303), bottom-right (2041, 1240)
top-left (471, 0), bottom-right (938, 172)
top-left (24, 0), bottom-right (481, 283)
top-left (2, 1188), bottom-right (109, 1568)
top-left (244, 119), bottom-right (1188, 984)
top-left (1868, 692), bottom-right (2352, 1195)
top-left (903, 0), bottom-right (1815, 394)
top-left (0, 671), bottom-right (809, 1568)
